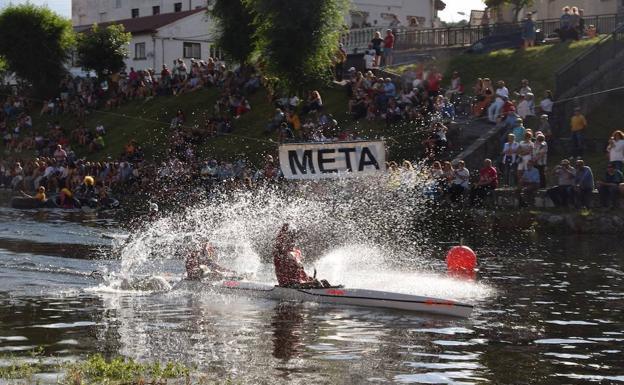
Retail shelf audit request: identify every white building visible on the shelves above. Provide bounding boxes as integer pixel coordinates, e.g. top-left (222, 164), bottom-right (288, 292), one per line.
top-left (74, 8), bottom-right (215, 72)
top-left (72, 0), bottom-right (210, 25)
top-left (347, 0), bottom-right (445, 29)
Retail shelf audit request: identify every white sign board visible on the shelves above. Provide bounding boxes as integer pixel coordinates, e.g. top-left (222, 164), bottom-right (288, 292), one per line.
top-left (279, 141), bottom-right (387, 180)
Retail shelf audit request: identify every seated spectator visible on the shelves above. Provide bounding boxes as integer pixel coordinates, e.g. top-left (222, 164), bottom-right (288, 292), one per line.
top-left (448, 160), bottom-right (469, 203)
top-left (516, 160), bottom-right (540, 207)
top-left (597, 163), bottom-right (623, 208)
top-left (89, 135), bottom-right (105, 153)
top-left (573, 159), bottom-right (594, 209)
top-left (53, 144), bottom-right (67, 164)
top-left (470, 158), bottom-right (498, 207)
top-left (517, 93), bottom-right (535, 121)
top-left (422, 122), bottom-right (448, 159)
top-left (302, 91), bottom-right (323, 115)
top-left (266, 108), bottom-right (286, 133)
top-left (472, 78), bottom-right (493, 117)
top-left (488, 80), bottom-right (509, 123)
top-left (547, 159), bottom-right (576, 207)
top-left (445, 71), bottom-right (463, 99)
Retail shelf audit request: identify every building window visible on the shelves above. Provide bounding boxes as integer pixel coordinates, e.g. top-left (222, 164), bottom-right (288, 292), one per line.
top-left (115, 0), bottom-right (122, 9)
top-left (174, 3), bottom-right (182, 12)
top-left (183, 42), bottom-right (201, 59)
top-left (152, 6), bottom-right (160, 15)
top-left (131, 8), bottom-right (139, 18)
top-left (135, 42), bottom-right (146, 59)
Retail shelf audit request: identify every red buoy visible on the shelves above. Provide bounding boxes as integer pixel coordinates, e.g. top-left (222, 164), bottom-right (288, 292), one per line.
top-left (446, 245), bottom-right (477, 280)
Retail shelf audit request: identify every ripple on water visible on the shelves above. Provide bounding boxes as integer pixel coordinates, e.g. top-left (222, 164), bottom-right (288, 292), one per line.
top-left (30, 321), bottom-right (97, 329)
top-left (0, 336), bottom-right (28, 341)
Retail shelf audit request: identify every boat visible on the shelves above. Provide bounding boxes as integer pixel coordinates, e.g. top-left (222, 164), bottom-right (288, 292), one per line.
top-left (174, 279), bottom-right (473, 318)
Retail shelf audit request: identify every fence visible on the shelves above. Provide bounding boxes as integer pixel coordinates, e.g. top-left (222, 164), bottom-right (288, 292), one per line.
top-left (342, 13), bottom-right (622, 54)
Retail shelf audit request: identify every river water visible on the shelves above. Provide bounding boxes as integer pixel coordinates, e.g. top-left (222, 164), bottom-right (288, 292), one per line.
top-left (0, 202), bottom-right (623, 384)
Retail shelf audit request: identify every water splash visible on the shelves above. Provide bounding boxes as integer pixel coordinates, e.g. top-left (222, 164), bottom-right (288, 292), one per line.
top-left (112, 166), bottom-right (492, 301)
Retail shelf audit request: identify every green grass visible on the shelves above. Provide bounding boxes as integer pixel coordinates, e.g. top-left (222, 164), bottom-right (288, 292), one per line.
top-left (6, 83), bottom-right (426, 165)
top-left (392, 38), bottom-right (603, 99)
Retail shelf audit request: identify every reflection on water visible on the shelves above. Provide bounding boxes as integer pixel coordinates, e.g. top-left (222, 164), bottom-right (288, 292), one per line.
top-left (0, 208), bottom-right (623, 384)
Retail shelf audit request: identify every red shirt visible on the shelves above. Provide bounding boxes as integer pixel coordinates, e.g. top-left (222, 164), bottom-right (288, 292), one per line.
top-left (479, 166), bottom-right (498, 188)
top-left (384, 34), bottom-right (395, 49)
top-left (273, 249), bottom-right (313, 287)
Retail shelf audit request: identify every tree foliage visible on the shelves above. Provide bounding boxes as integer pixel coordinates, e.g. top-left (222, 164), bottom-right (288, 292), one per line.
top-left (76, 24), bottom-right (131, 80)
top-left (210, 0), bottom-right (256, 65)
top-left (0, 4), bottom-right (74, 96)
top-left (484, 0), bottom-right (534, 22)
top-left (246, 0), bottom-right (348, 93)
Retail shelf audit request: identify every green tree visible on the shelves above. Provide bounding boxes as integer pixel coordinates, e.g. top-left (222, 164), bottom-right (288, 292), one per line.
top-left (484, 0), bottom-right (534, 22)
top-left (210, 0), bottom-right (256, 65)
top-left (0, 4), bottom-right (74, 96)
top-left (247, 0), bottom-right (349, 93)
top-left (76, 24), bottom-right (131, 80)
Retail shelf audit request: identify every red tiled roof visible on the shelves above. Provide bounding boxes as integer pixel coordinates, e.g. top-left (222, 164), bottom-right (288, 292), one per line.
top-left (75, 7), bottom-right (206, 34)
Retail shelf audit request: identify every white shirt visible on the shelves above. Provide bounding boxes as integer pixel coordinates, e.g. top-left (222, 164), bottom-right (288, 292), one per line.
top-left (496, 87), bottom-right (509, 100)
top-left (540, 98), bottom-right (553, 113)
top-left (533, 141), bottom-right (548, 166)
top-left (517, 100), bottom-right (534, 119)
top-left (452, 168), bottom-right (470, 188)
top-left (608, 139), bottom-right (624, 162)
top-left (502, 142), bottom-right (519, 163)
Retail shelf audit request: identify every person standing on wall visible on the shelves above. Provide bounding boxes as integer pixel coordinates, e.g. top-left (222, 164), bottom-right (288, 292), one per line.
top-left (521, 13), bottom-right (536, 49)
top-left (383, 29), bottom-right (395, 67)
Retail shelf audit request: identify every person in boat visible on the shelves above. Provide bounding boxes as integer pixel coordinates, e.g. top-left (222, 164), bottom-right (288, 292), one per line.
top-left (272, 223), bottom-right (331, 289)
top-left (185, 242), bottom-right (235, 280)
top-left (57, 186), bottom-right (80, 209)
top-left (76, 176), bottom-right (98, 204)
top-left (20, 186), bottom-right (47, 202)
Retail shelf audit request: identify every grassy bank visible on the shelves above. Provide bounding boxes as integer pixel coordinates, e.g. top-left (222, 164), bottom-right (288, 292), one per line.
top-left (8, 84), bottom-right (426, 166)
top-left (392, 38), bottom-right (603, 98)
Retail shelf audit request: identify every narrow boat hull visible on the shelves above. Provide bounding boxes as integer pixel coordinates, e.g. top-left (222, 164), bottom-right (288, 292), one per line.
top-left (174, 280), bottom-right (473, 318)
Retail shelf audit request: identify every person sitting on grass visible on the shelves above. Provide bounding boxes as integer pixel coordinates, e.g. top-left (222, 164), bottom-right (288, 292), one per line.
top-left (597, 162), bottom-right (623, 209)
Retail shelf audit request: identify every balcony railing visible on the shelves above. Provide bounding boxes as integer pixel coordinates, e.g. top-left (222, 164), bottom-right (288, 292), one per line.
top-left (341, 13), bottom-right (623, 54)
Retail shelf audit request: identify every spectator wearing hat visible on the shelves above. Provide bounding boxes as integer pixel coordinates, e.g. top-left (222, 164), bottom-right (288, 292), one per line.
top-left (548, 159), bottom-right (576, 207)
top-left (597, 163), bottom-right (624, 208)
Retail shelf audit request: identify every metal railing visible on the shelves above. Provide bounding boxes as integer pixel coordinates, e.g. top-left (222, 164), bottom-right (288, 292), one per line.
top-left (342, 13), bottom-right (622, 54)
top-left (555, 23), bottom-right (624, 97)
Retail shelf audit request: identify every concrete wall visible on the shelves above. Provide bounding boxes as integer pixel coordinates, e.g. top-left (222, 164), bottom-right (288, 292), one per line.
top-left (73, 0), bottom-right (208, 25)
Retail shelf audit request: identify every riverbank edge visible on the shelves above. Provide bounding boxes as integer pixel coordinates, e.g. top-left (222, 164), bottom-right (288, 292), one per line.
top-left (461, 208), bottom-right (624, 235)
